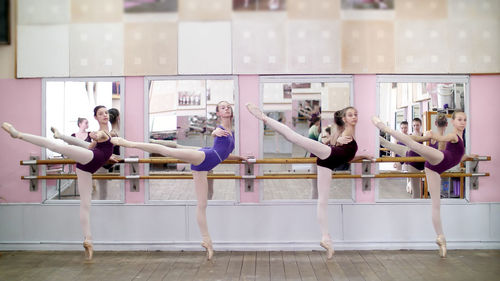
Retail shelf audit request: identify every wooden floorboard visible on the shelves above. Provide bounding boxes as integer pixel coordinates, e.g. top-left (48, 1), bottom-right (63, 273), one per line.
top-left (254, 251), bottom-right (270, 281)
top-left (269, 251), bottom-right (286, 281)
top-left (240, 251), bottom-right (257, 281)
top-left (282, 251), bottom-right (301, 280)
top-left (225, 251), bottom-right (244, 281)
top-left (1, 250), bottom-right (499, 281)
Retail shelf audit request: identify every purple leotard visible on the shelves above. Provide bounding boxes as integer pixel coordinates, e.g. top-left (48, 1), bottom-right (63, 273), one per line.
top-left (429, 140), bottom-right (439, 149)
top-left (76, 133), bottom-right (114, 174)
top-left (406, 150), bottom-right (424, 170)
top-left (316, 139), bottom-right (358, 170)
top-left (424, 135), bottom-right (464, 174)
top-left (191, 126), bottom-right (235, 171)
top-left (71, 132), bottom-right (91, 142)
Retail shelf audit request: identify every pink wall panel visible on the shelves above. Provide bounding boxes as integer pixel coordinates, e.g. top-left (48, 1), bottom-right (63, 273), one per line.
top-left (353, 75), bottom-right (376, 203)
top-left (0, 79), bottom-right (42, 203)
top-left (469, 75), bottom-right (500, 202)
top-left (124, 77), bottom-right (145, 203)
top-left (238, 75), bottom-right (260, 203)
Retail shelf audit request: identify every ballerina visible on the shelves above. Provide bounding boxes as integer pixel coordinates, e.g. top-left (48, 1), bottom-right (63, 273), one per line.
top-left (111, 101), bottom-right (246, 260)
top-left (2, 105), bottom-right (114, 261)
top-left (246, 103), bottom-right (370, 259)
top-left (371, 110), bottom-right (475, 258)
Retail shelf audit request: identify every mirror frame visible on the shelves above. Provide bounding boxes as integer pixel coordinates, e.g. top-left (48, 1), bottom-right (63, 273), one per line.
top-left (375, 75), bottom-right (471, 203)
top-left (42, 77), bottom-right (126, 204)
top-left (143, 75), bottom-right (240, 205)
top-left (258, 75), bottom-right (355, 202)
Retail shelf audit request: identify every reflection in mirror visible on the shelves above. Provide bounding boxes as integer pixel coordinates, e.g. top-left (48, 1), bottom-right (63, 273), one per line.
top-left (147, 78), bottom-right (237, 201)
top-left (44, 79), bottom-right (123, 201)
top-left (378, 80), bottom-right (467, 200)
top-left (260, 79), bottom-right (353, 200)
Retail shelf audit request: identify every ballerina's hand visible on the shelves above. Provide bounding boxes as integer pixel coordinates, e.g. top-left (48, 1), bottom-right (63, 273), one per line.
top-left (89, 131), bottom-right (98, 141)
top-left (424, 130), bottom-right (433, 138)
top-left (213, 127), bottom-right (230, 137)
top-left (109, 154), bottom-right (121, 163)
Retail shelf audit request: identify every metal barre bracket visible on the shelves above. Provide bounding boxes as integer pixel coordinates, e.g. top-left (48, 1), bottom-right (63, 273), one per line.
top-left (362, 161), bottom-right (371, 191)
top-left (129, 156), bottom-right (139, 192)
top-left (29, 156), bottom-right (38, 191)
top-left (470, 160), bottom-right (479, 190)
top-left (245, 162), bottom-right (254, 192)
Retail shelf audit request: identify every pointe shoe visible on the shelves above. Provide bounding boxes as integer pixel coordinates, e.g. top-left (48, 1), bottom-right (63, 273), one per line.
top-left (436, 235), bottom-right (447, 258)
top-left (320, 239), bottom-right (334, 259)
top-left (50, 126), bottom-right (61, 139)
top-left (201, 240), bottom-right (214, 261)
top-left (83, 240), bottom-right (94, 261)
top-left (245, 103), bottom-right (266, 121)
top-left (2, 122), bottom-right (20, 138)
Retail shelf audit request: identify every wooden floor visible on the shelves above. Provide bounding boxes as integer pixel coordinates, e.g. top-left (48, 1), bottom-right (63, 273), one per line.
top-left (1, 250), bottom-right (499, 281)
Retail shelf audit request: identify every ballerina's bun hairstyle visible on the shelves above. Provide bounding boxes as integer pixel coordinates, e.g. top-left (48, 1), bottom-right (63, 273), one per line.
top-left (108, 108), bottom-right (120, 125)
top-left (77, 117), bottom-right (87, 126)
top-left (436, 113), bottom-right (448, 128)
top-left (334, 109), bottom-right (345, 127)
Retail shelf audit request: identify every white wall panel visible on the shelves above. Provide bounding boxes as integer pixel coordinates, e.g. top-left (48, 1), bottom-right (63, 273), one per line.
top-left (17, 25), bottom-right (69, 78)
top-left (178, 22), bottom-right (232, 74)
top-left (18, 0), bottom-right (70, 25)
top-left (0, 203), bottom-right (499, 250)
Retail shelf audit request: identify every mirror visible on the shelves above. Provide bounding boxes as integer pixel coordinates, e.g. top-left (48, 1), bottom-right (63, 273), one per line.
top-left (377, 79), bottom-right (467, 200)
top-left (147, 77), bottom-right (238, 201)
top-left (260, 78), bottom-right (353, 200)
top-left (44, 79), bottom-right (124, 201)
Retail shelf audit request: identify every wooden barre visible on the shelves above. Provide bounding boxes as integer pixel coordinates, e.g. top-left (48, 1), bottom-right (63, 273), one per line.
top-left (21, 172), bottom-right (489, 180)
top-left (20, 156), bottom-right (491, 165)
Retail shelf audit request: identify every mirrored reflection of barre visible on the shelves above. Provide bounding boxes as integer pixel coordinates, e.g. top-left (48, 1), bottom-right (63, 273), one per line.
top-left (20, 156), bottom-right (491, 165)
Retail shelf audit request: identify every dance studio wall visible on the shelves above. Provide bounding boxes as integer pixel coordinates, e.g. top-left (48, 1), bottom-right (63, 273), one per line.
top-left (11, 0), bottom-right (500, 78)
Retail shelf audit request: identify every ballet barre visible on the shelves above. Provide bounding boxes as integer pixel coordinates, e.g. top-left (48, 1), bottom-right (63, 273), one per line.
top-left (20, 156), bottom-right (490, 195)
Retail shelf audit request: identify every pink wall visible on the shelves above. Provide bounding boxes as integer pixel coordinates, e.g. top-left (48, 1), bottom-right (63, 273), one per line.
top-left (0, 75), bottom-right (498, 204)
top-left (353, 75), bottom-right (377, 203)
top-left (0, 79), bottom-right (42, 202)
top-left (124, 77), bottom-right (145, 203)
top-left (469, 75), bottom-right (500, 202)
top-left (238, 75), bottom-right (260, 203)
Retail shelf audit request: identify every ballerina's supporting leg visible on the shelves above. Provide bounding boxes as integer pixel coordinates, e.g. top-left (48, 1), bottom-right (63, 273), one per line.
top-left (112, 138), bottom-right (205, 166)
top-left (193, 171), bottom-right (214, 260)
top-left (425, 168), bottom-right (444, 236)
top-left (76, 169), bottom-right (94, 260)
top-left (426, 168), bottom-right (447, 257)
top-left (407, 165), bottom-right (422, 199)
top-left (317, 165), bottom-right (335, 259)
top-left (373, 118), bottom-right (443, 165)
